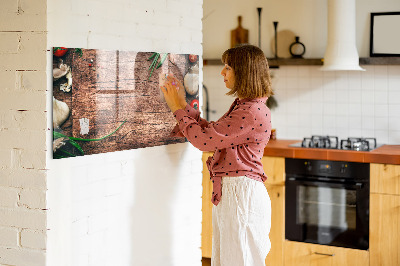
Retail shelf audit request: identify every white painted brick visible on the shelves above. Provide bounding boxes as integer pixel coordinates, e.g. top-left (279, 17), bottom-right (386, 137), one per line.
top-left (0, 129), bottom-right (46, 151)
top-left (0, 90), bottom-right (46, 111)
top-left (0, 71), bottom-right (16, 90)
top-left (19, 0), bottom-right (47, 15)
top-left (0, 187), bottom-right (19, 208)
top-left (20, 229), bottom-right (46, 250)
top-left (0, 110), bottom-right (47, 131)
top-left (0, 247), bottom-right (45, 266)
top-left (19, 189), bottom-right (46, 209)
top-left (0, 169), bottom-right (47, 189)
top-left (0, 208), bottom-right (46, 230)
top-left (0, 149), bottom-right (11, 169)
top-left (0, 227), bottom-right (19, 247)
top-left (17, 70), bottom-right (47, 92)
top-left (0, 33), bottom-right (20, 54)
top-left (0, 34), bottom-right (47, 71)
top-left (20, 149), bottom-right (46, 170)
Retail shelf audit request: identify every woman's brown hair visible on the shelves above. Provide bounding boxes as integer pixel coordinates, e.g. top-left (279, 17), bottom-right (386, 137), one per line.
top-left (221, 44), bottom-right (273, 99)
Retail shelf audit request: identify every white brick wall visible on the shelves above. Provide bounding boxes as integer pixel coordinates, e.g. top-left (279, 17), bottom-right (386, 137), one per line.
top-left (46, 1), bottom-right (203, 266)
top-left (0, 0), bottom-right (48, 265)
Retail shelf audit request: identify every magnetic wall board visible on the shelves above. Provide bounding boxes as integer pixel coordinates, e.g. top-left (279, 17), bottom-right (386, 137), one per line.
top-left (52, 48), bottom-right (200, 159)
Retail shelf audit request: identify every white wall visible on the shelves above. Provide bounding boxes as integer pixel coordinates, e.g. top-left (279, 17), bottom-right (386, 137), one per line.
top-left (0, 0), bottom-right (48, 265)
top-left (203, 0), bottom-right (400, 58)
top-left (203, 0), bottom-right (400, 145)
top-left (46, 1), bottom-right (203, 266)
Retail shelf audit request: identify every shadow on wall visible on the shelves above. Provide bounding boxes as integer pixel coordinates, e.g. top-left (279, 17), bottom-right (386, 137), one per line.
top-left (129, 143), bottom-right (192, 265)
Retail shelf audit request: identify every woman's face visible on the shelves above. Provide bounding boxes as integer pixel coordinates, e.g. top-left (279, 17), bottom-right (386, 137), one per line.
top-left (220, 64), bottom-right (235, 89)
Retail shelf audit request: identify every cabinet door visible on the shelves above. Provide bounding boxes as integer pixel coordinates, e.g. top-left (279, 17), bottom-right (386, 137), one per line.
top-left (261, 156), bottom-right (285, 185)
top-left (284, 241), bottom-right (369, 266)
top-left (202, 152), bottom-right (213, 258)
top-left (370, 163), bottom-right (400, 195)
top-left (370, 193), bottom-right (400, 266)
top-left (265, 184), bottom-right (284, 266)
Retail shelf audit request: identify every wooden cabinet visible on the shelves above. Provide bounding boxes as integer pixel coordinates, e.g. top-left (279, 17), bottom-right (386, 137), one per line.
top-left (261, 156), bottom-right (285, 266)
top-left (284, 241), bottom-right (369, 266)
top-left (370, 163), bottom-right (400, 195)
top-left (370, 163), bottom-right (400, 266)
top-left (201, 152), bottom-right (213, 258)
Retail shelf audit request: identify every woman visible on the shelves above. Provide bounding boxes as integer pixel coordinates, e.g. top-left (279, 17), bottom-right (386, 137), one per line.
top-left (162, 44), bottom-right (273, 266)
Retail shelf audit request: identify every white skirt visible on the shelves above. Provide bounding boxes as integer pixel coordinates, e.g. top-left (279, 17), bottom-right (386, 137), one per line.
top-left (212, 176), bottom-right (271, 266)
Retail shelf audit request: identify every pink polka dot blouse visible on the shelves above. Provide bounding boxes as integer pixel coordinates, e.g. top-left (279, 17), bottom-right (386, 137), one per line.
top-left (171, 97), bottom-right (272, 206)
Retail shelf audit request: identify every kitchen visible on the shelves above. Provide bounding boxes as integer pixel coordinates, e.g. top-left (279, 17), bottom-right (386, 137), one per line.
top-left (202, 0), bottom-right (400, 265)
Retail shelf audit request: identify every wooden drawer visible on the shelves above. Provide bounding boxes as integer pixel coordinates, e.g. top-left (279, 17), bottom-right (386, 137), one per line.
top-left (284, 241), bottom-right (369, 266)
top-left (262, 156), bottom-right (285, 186)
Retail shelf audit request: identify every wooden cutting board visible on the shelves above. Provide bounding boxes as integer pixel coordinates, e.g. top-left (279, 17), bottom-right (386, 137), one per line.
top-left (231, 16), bottom-right (249, 48)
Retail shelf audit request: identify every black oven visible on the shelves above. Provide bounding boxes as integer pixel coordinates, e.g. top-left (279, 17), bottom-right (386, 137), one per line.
top-left (285, 158), bottom-right (369, 250)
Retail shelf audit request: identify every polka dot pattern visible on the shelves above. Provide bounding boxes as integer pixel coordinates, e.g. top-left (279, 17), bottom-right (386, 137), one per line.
top-left (171, 97), bottom-right (272, 206)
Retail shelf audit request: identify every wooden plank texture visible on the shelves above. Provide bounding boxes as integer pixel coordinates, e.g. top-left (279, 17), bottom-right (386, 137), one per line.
top-left (53, 48), bottom-right (199, 158)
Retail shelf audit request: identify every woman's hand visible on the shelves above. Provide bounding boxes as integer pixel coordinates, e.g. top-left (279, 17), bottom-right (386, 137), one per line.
top-left (161, 74), bottom-right (187, 113)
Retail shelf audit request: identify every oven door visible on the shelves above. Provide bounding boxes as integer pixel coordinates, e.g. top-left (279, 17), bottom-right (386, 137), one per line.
top-left (285, 177), bottom-right (369, 250)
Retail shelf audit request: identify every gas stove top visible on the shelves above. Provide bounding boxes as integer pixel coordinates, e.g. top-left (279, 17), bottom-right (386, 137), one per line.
top-left (289, 135), bottom-right (382, 151)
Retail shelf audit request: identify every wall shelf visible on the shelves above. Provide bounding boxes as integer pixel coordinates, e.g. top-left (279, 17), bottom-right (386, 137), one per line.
top-left (203, 57), bottom-right (400, 67)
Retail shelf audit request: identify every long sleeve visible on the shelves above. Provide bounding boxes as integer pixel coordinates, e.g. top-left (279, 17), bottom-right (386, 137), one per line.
top-left (173, 105), bottom-right (257, 152)
top-left (171, 103), bottom-right (210, 137)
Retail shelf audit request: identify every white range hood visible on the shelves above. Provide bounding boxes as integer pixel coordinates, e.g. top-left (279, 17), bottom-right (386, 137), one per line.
top-left (320, 0), bottom-right (365, 71)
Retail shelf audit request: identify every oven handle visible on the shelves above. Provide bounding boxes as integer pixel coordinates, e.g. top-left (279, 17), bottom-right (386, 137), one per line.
top-left (286, 177), bottom-right (364, 189)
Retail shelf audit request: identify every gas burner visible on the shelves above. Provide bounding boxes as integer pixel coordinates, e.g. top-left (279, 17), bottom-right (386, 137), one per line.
top-left (340, 137), bottom-right (377, 151)
top-left (301, 135), bottom-right (339, 149)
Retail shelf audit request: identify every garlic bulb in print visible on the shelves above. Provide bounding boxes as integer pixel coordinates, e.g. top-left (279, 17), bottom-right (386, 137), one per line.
top-left (53, 97), bottom-right (70, 129)
top-left (184, 64), bottom-right (199, 95)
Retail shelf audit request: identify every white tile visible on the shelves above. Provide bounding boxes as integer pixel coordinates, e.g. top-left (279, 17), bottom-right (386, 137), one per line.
top-left (311, 102), bottom-right (324, 113)
top-left (285, 66), bottom-right (298, 77)
top-left (310, 67), bottom-right (324, 77)
top-left (362, 116), bottom-right (375, 130)
top-left (298, 77), bottom-right (311, 89)
top-left (388, 117), bottom-right (400, 131)
top-left (388, 91), bottom-right (400, 105)
top-left (323, 103), bottom-right (336, 115)
top-left (311, 87), bottom-right (323, 101)
top-left (362, 90), bottom-right (375, 104)
top-left (389, 104), bottom-right (400, 117)
top-left (348, 116), bottom-right (362, 129)
top-left (361, 103), bottom-right (374, 116)
top-left (298, 67), bottom-right (311, 78)
top-left (349, 128), bottom-right (362, 137)
top-left (336, 103), bottom-right (349, 116)
top-left (335, 72), bottom-right (349, 90)
top-left (374, 130), bottom-right (389, 144)
top-left (348, 75), bottom-right (361, 90)
top-left (388, 131), bottom-right (400, 144)
top-left (374, 65), bottom-right (388, 78)
top-left (374, 90), bottom-right (388, 104)
top-left (348, 103), bottom-right (362, 116)
top-left (323, 86), bottom-right (336, 103)
top-left (336, 115), bottom-right (348, 128)
top-left (388, 65), bottom-right (400, 76)
top-left (374, 117), bottom-right (389, 130)
top-left (336, 90), bottom-right (349, 104)
top-left (348, 90), bottom-right (362, 103)
top-left (374, 78), bottom-right (388, 91)
top-left (361, 74), bottom-right (374, 91)
top-left (375, 104), bottom-right (389, 117)
top-left (388, 75), bottom-right (400, 91)
top-left (323, 115), bottom-right (336, 129)
top-left (310, 77), bottom-right (324, 89)
top-left (286, 77), bottom-right (299, 89)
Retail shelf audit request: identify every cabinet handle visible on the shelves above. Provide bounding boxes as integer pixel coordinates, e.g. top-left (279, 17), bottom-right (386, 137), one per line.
top-left (314, 252), bottom-right (335, 257)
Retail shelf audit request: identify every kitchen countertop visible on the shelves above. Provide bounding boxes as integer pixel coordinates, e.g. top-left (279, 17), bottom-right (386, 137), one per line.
top-left (263, 139), bottom-right (400, 165)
